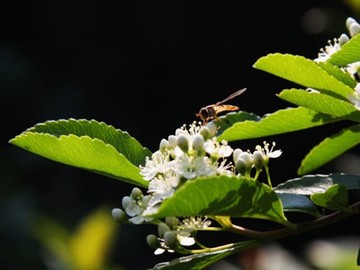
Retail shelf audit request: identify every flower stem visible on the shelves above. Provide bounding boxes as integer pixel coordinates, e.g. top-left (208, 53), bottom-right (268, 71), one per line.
top-left (264, 165), bottom-right (272, 188)
top-left (188, 240), bottom-right (260, 254)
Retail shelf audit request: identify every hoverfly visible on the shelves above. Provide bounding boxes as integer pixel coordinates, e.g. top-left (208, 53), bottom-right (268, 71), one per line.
top-left (196, 88), bottom-right (247, 124)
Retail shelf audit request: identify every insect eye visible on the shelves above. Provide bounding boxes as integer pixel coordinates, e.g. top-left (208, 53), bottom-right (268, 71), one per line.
top-left (200, 108), bottom-right (209, 118)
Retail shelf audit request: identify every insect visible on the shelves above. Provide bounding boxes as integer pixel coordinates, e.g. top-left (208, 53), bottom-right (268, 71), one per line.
top-left (196, 88), bottom-right (247, 124)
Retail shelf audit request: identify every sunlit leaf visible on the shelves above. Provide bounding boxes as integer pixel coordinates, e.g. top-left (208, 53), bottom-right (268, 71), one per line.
top-left (328, 34), bottom-right (360, 66)
top-left (151, 176), bottom-right (293, 228)
top-left (10, 132), bottom-right (148, 187)
top-left (254, 53), bottom-right (354, 99)
top-left (310, 184), bottom-right (352, 212)
top-left (15, 119), bottom-right (151, 166)
top-left (298, 124), bottom-right (360, 175)
top-left (218, 107), bottom-right (339, 142)
top-left (317, 61), bottom-right (357, 88)
top-left (278, 89), bottom-right (360, 122)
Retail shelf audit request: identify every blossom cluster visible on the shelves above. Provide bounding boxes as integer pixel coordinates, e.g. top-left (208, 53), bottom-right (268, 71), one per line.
top-left (112, 120), bottom-right (282, 253)
top-left (314, 17), bottom-right (360, 109)
top-left (146, 216), bottom-right (212, 255)
top-left (140, 121), bottom-right (234, 211)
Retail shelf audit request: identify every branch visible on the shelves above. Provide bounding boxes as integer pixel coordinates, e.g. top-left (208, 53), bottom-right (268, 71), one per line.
top-left (227, 201), bottom-right (360, 240)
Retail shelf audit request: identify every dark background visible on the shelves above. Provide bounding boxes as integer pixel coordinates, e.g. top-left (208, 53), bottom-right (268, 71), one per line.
top-left (1, 1), bottom-right (360, 269)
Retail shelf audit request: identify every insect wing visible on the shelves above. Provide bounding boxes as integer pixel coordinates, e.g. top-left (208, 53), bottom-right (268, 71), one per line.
top-left (216, 88), bottom-right (247, 106)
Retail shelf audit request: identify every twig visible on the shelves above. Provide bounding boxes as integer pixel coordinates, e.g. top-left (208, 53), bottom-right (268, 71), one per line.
top-left (227, 201), bottom-right (360, 240)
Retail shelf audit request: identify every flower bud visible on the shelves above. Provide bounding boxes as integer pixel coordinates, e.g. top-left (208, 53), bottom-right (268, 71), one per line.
top-left (131, 187), bottom-right (143, 199)
top-left (235, 152), bottom-right (253, 175)
top-left (238, 152), bottom-right (253, 166)
top-left (233, 148), bottom-right (243, 162)
top-left (165, 217), bottom-right (179, 229)
top-left (168, 135), bottom-right (178, 148)
top-left (121, 196), bottom-right (132, 209)
top-left (206, 122), bottom-right (217, 137)
top-left (142, 194), bottom-right (152, 206)
top-left (338, 34), bottom-right (349, 46)
top-left (192, 134), bottom-right (205, 151)
top-left (147, 234), bottom-right (161, 249)
top-left (235, 158), bottom-right (247, 175)
top-left (159, 139), bottom-right (169, 151)
top-left (252, 150), bottom-right (265, 170)
top-left (164, 231), bottom-right (177, 249)
top-left (177, 134), bottom-right (189, 152)
top-left (350, 23), bottom-right (360, 37)
top-left (199, 126), bottom-right (211, 140)
top-left (346, 17), bottom-right (357, 29)
top-left (112, 208), bottom-right (127, 223)
top-left (158, 222), bottom-right (171, 238)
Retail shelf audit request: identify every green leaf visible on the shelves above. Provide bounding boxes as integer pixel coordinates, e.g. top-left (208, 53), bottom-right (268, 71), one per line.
top-left (317, 61), bottom-right (357, 88)
top-left (218, 107), bottom-right (339, 142)
top-left (151, 176), bottom-right (293, 227)
top-left (10, 132), bottom-right (148, 187)
top-left (19, 119), bottom-right (151, 166)
top-left (311, 184), bottom-right (352, 212)
top-left (274, 173), bottom-right (360, 195)
top-left (10, 119), bottom-right (151, 187)
top-left (215, 111), bottom-right (261, 136)
top-left (254, 53), bottom-right (354, 99)
top-left (151, 240), bottom-right (260, 270)
top-left (276, 193), bottom-right (320, 217)
top-left (298, 124), bottom-right (360, 175)
top-left (278, 89), bottom-right (360, 122)
top-left (328, 34), bottom-right (360, 66)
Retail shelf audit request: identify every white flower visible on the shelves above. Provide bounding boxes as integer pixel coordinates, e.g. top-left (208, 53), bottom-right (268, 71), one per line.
top-left (216, 159), bottom-right (234, 176)
top-left (177, 233), bottom-right (195, 246)
top-left (147, 172), bottom-right (180, 206)
top-left (346, 61), bottom-right (360, 80)
top-left (315, 38), bottom-right (341, 62)
top-left (123, 194), bottom-right (153, 224)
top-left (154, 239), bottom-right (176, 255)
top-left (140, 151), bottom-right (170, 181)
top-left (178, 216), bottom-right (212, 230)
top-left (171, 155), bottom-right (217, 179)
top-left (173, 216), bottom-right (212, 247)
top-left (255, 141), bottom-right (282, 163)
top-left (139, 121), bottom-right (237, 212)
top-left (204, 138), bottom-right (233, 158)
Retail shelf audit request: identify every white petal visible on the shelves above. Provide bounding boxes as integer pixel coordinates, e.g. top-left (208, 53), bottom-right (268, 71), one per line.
top-left (177, 235), bottom-right (195, 246)
top-left (268, 150), bottom-right (282, 158)
top-left (154, 248), bottom-right (166, 255)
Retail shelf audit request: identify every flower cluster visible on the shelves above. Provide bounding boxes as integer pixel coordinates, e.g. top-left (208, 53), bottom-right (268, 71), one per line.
top-left (112, 121), bottom-right (282, 253)
top-left (314, 17), bottom-right (360, 109)
top-left (140, 121), bottom-right (234, 212)
top-left (146, 216), bottom-right (212, 255)
top-left (114, 120), bottom-right (282, 221)
top-left (112, 187), bottom-right (153, 224)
